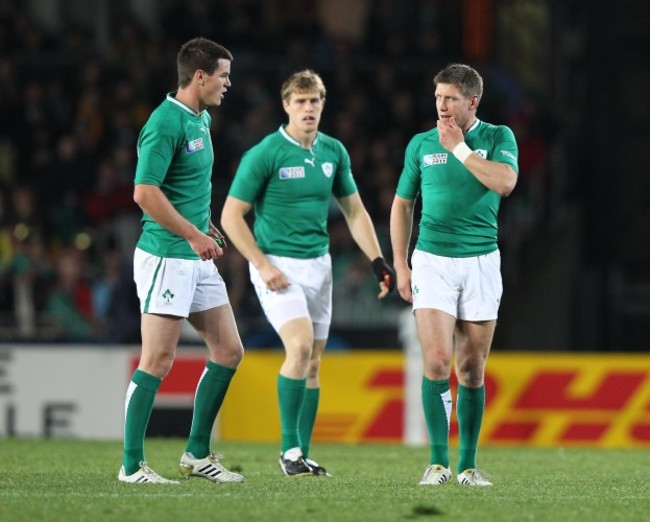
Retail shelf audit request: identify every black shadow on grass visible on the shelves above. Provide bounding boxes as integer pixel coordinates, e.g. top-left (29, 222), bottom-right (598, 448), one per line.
top-left (405, 504), bottom-right (445, 518)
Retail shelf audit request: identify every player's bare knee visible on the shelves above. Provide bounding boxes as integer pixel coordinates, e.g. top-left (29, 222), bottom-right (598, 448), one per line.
top-left (455, 362), bottom-right (485, 387)
top-left (423, 359), bottom-right (451, 380)
top-left (225, 345), bottom-right (244, 367)
top-left (306, 357), bottom-right (321, 380)
top-left (142, 354), bottom-right (174, 379)
top-left (214, 342), bottom-right (244, 368)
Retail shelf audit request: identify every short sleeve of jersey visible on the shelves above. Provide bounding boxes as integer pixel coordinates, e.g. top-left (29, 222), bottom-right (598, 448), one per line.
top-left (330, 139), bottom-right (357, 198)
top-left (395, 133), bottom-right (425, 200)
top-left (492, 125), bottom-right (519, 173)
top-left (228, 144), bottom-right (270, 203)
top-left (134, 113), bottom-right (184, 186)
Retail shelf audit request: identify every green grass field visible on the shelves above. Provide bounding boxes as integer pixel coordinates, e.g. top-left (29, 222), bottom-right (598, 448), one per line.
top-left (1, 439), bottom-right (648, 522)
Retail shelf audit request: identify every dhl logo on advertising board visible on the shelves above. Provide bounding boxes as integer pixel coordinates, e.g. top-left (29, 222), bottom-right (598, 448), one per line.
top-left (151, 351), bottom-right (650, 447)
top-left (483, 354), bottom-right (650, 447)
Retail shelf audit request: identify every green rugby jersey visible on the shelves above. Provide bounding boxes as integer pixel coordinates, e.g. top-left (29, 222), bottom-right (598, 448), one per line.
top-left (396, 119), bottom-right (518, 257)
top-left (229, 125), bottom-right (358, 258)
top-left (134, 93), bottom-right (214, 259)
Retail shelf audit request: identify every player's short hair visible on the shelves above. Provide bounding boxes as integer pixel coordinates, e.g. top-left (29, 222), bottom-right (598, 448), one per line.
top-left (177, 37), bottom-right (233, 88)
top-left (434, 63), bottom-right (483, 102)
top-left (281, 69), bottom-right (327, 101)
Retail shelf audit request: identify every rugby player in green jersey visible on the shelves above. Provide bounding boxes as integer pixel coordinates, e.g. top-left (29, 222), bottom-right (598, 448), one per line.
top-left (390, 63), bottom-right (518, 487)
top-left (221, 69), bottom-right (395, 477)
top-left (119, 38), bottom-right (244, 485)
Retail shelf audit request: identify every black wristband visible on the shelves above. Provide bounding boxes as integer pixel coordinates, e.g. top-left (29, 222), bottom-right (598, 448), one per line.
top-left (371, 257), bottom-right (396, 292)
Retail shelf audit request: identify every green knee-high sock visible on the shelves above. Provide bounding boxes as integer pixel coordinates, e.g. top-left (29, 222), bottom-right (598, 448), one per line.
top-left (457, 384), bottom-right (485, 473)
top-left (277, 374), bottom-right (306, 454)
top-left (422, 377), bottom-right (452, 468)
top-left (299, 387), bottom-right (320, 459)
top-left (122, 369), bottom-right (161, 475)
top-left (185, 361), bottom-right (236, 458)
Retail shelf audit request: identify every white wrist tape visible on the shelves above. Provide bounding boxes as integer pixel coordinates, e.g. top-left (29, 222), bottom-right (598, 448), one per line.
top-left (452, 142), bottom-right (473, 164)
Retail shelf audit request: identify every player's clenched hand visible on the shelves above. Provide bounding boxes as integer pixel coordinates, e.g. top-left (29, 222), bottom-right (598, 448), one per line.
top-left (437, 117), bottom-right (463, 152)
top-left (260, 263), bottom-right (289, 292)
top-left (371, 257), bottom-right (396, 299)
top-left (189, 231), bottom-right (224, 260)
top-left (394, 266), bottom-right (413, 304)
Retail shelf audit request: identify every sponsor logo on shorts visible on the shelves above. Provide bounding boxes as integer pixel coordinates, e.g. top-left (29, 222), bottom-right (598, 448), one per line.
top-left (186, 138), bottom-right (204, 153)
top-left (279, 166), bottom-right (306, 179)
top-left (422, 154), bottom-right (447, 167)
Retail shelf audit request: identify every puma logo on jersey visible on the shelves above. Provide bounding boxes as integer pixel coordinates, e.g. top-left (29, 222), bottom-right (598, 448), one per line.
top-left (304, 158), bottom-right (315, 167)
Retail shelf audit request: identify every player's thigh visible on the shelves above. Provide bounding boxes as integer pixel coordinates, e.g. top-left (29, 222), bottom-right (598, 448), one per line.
top-left (139, 313), bottom-right (184, 376)
top-left (454, 319), bottom-right (496, 385)
top-left (311, 338), bottom-right (327, 361)
top-left (414, 308), bottom-right (456, 379)
top-left (278, 317), bottom-right (315, 379)
top-left (188, 303), bottom-right (243, 368)
top-left (278, 316), bottom-right (315, 357)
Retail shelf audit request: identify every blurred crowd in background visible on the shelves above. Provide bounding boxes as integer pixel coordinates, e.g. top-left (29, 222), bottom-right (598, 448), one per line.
top-left (0, 0), bottom-right (559, 346)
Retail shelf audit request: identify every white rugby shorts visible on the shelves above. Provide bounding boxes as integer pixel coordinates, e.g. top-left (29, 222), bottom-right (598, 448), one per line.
top-left (410, 248), bottom-right (502, 321)
top-left (249, 253), bottom-right (332, 340)
top-left (133, 247), bottom-right (230, 317)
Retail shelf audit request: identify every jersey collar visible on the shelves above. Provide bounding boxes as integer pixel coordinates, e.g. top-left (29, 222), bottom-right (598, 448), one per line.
top-left (279, 125), bottom-right (319, 148)
top-left (166, 93), bottom-right (203, 117)
top-left (466, 118), bottom-right (480, 134)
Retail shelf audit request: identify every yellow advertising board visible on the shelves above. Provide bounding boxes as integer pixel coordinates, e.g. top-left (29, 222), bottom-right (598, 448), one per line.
top-left (217, 351), bottom-right (650, 447)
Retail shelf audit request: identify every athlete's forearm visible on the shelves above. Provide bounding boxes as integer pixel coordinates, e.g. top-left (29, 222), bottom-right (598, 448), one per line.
top-left (462, 154), bottom-right (517, 196)
top-left (337, 193), bottom-right (383, 261)
top-left (220, 201), bottom-right (270, 270)
top-left (389, 196), bottom-right (414, 270)
top-left (346, 210), bottom-right (384, 261)
top-left (228, 223), bottom-right (268, 269)
top-left (133, 184), bottom-right (203, 241)
top-left (390, 196), bottom-right (415, 304)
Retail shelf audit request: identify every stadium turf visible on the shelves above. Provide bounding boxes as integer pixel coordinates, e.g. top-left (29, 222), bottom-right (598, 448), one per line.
top-left (0, 439), bottom-right (647, 521)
